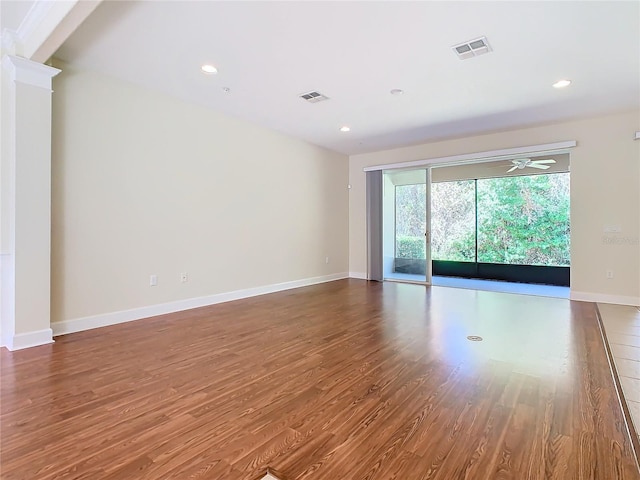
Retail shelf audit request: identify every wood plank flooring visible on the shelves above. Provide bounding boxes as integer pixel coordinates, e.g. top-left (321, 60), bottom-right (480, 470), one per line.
top-left (1, 279), bottom-right (638, 479)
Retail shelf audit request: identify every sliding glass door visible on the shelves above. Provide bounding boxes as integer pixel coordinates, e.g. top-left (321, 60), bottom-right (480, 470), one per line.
top-left (431, 172), bottom-right (570, 286)
top-left (382, 168), bottom-right (431, 284)
top-left (369, 157), bottom-right (570, 286)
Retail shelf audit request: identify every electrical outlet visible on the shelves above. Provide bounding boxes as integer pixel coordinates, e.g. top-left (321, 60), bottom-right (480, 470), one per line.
top-left (606, 270), bottom-right (614, 279)
top-left (150, 274), bottom-right (158, 286)
top-left (325, 256), bottom-right (330, 264)
top-left (180, 272), bottom-right (188, 283)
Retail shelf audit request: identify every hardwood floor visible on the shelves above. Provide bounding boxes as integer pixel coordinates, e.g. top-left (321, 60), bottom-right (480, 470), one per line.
top-left (1, 279), bottom-right (638, 479)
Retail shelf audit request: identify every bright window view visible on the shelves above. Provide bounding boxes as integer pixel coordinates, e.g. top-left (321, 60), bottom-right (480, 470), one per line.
top-left (477, 174), bottom-right (570, 266)
top-left (395, 184), bottom-right (426, 260)
top-left (431, 181), bottom-right (475, 262)
top-left (431, 173), bottom-right (570, 266)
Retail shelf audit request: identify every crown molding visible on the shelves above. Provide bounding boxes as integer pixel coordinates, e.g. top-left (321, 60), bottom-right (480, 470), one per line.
top-left (2, 55), bottom-right (60, 90)
top-left (6, 0), bottom-right (101, 62)
top-left (16, 1), bottom-right (57, 47)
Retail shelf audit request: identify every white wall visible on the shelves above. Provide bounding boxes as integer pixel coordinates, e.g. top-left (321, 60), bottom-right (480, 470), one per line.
top-left (51, 63), bottom-right (349, 325)
top-left (350, 111), bottom-right (640, 305)
top-left (39, 60), bottom-right (640, 331)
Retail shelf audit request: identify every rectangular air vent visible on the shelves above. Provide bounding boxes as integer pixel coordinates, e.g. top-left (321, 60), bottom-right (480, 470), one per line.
top-left (453, 36), bottom-right (492, 60)
top-left (299, 90), bottom-right (329, 103)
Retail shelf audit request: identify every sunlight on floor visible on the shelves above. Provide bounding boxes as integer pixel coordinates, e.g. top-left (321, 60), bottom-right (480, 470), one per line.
top-left (432, 276), bottom-right (569, 298)
top-left (386, 273), bottom-right (569, 299)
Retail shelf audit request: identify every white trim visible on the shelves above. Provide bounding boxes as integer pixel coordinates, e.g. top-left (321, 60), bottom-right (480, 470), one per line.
top-left (1, 254), bottom-right (15, 349)
top-left (634, 131), bottom-right (640, 140)
top-left (5, 328), bottom-right (54, 351)
top-left (362, 141), bottom-right (577, 172)
top-left (2, 55), bottom-right (60, 90)
top-left (349, 271), bottom-right (368, 280)
top-left (15, 0), bottom-right (102, 62)
top-left (16, 0), bottom-right (57, 47)
top-left (1, 28), bottom-right (19, 54)
top-left (52, 273), bottom-right (349, 337)
top-left (570, 291), bottom-right (640, 307)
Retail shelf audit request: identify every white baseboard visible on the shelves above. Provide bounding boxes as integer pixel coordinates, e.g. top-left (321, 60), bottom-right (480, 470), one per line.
top-left (1, 253), bottom-right (14, 349)
top-left (52, 272), bottom-right (349, 337)
top-left (5, 328), bottom-right (54, 351)
top-left (570, 291), bottom-right (640, 307)
top-left (349, 272), bottom-right (368, 280)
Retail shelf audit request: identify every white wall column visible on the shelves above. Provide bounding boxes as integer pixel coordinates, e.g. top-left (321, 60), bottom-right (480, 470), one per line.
top-left (1, 56), bottom-right (60, 350)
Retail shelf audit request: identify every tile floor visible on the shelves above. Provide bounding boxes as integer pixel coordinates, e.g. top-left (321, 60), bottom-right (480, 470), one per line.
top-left (598, 303), bottom-right (640, 437)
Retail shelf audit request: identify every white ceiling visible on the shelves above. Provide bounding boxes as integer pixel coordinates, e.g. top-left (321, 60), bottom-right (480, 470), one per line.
top-left (55, 1), bottom-right (639, 155)
top-left (0, 0), bottom-right (35, 31)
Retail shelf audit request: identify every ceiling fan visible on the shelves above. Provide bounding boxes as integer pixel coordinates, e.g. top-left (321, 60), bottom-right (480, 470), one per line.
top-left (507, 158), bottom-right (556, 173)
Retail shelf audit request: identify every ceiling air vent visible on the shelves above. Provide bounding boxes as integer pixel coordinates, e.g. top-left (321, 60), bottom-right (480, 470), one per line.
top-left (299, 90), bottom-right (330, 103)
top-left (452, 36), bottom-right (492, 60)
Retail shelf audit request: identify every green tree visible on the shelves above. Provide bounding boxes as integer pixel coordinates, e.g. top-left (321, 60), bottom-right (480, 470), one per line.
top-left (431, 181), bottom-right (476, 261)
top-left (395, 184), bottom-right (426, 238)
top-left (476, 173), bottom-right (570, 266)
top-left (394, 173), bottom-right (570, 266)
top-left (395, 184), bottom-right (426, 258)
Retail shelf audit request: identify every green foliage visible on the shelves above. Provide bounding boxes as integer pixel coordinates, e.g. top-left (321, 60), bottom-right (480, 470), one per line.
top-left (476, 173), bottom-right (570, 266)
top-left (396, 235), bottom-right (425, 259)
top-left (431, 181), bottom-right (476, 261)
top-left (395, 173), bottom-right (570, 267)
top-left (395, 184), bottom-right (426, 237)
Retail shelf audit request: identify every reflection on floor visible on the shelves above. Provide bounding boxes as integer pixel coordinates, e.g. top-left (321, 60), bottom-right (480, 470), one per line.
top-left (598, 303), bottom-right (640, 440)
top-left (384, 272), bottom-right (428, 283)
top-left (386, 273), bottom-right (570, 299)
top-left (1, 280), bottom-right (636, 478)
top-left (432, 276), bottom-right (569, 299)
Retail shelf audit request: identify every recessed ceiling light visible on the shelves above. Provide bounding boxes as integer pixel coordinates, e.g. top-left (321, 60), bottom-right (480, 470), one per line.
top-left (201, 64), bottom-right (218, 74)
top-left (553, 79), bottom-right (571, 89)
top-left (390, 89), bottom-right (404, 95)
top-left (222, 87), bottom-right (231, 93)
top-left (340, 126), bottom-right (351, 132)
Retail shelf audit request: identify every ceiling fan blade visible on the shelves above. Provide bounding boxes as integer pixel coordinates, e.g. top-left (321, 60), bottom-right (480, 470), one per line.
top-left (528, 164), bottom-right (550, 169)
top-left (532, 159), bottom-right (556, 164)
top-left (507, 166), bottom-right (518, 173)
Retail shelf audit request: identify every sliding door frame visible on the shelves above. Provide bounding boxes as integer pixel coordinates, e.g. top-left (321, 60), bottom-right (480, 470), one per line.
top-left (364, 141), bottom-right (576, 286)
top-left (382, 167), bottom-right (432, 285)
